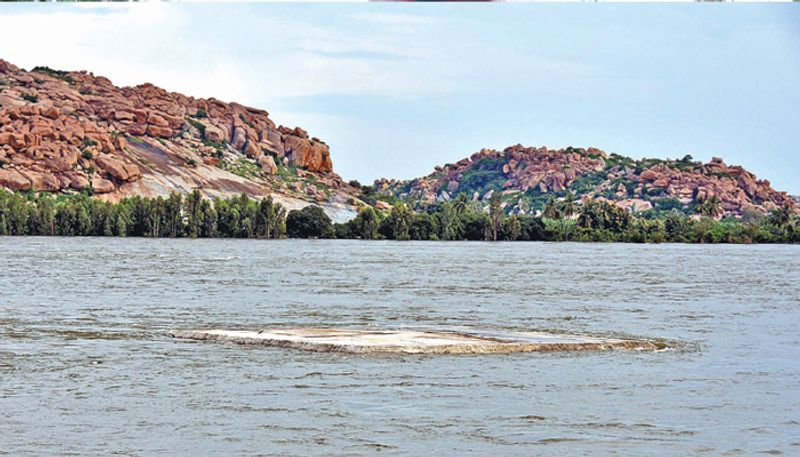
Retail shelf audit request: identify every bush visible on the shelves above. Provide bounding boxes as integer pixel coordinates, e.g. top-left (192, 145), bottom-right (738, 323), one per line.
top-left (286, 205), bottom-right (334, 238)
top-left (31, 66), bottom-right (75, 84)
top-left (22, 93), bottom-right (38, 103)
top-left (186, 117), bottom-right (207, 138)
top-left (82, 150), bottom-right (93, 160)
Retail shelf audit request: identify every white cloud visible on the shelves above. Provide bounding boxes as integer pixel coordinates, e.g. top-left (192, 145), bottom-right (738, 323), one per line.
top-left (0, 4), bottom-right (449, 106)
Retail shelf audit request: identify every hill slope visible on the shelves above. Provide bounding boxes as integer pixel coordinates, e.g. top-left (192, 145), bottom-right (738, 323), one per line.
top-left (0, 59), bottom-right (360, 221)
top-left (375, 144), bottom-right (797, 217)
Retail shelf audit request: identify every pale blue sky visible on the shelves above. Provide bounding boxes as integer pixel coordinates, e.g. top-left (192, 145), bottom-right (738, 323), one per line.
top-left (1, 4), bottom-right (798, 193)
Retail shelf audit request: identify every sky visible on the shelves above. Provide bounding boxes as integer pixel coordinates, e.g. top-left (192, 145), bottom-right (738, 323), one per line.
top-left (0, 4), bottom-right (798, 193)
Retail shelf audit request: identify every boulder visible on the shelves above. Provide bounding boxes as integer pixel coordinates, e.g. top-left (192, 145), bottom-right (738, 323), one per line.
top-left (258, 155), bottom-right (277, 174)
top-left (43, 106), bottom-right (60, 120)
top-left (126, 123), bottom-right (148, 136)
top-left (96, 156), bottom-right (129, 181)
top-left (91, 177), bottom-right (115, 194)
top-left (0, 169), bottom-right (31, 190)
top-left (124, 163), bottom-right (141, 181)
top-left (21, 171), bottom-right (61, 191)
top-left (66, 173), bottom-right (89, 190)
top-left (204, 123), bottom-right (225, 143)
top-left (639, 169), bottom-right (658, 181)
top-left (146, 112), bottom-right (170, 127)
top-left (113, 110), bottom-right (135, 123)
top-left (232, 126), bottom-right (247, 150)
top-left (284, 136), bottom-right (332, 172)
top-left (146, 124), bottom-right (172, 138)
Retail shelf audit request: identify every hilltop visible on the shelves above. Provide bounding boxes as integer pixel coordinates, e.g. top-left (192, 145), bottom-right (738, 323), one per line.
top-left (0, 59), bottom-right (361, 222)
top-left (374, 144), bottom-right (797, 217)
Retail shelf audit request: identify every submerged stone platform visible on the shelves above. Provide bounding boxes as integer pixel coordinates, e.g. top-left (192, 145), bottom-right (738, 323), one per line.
top-left (171, 328), bottom-right (659, 355)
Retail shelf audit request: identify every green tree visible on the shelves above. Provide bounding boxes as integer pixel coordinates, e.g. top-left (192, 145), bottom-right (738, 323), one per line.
top-left (543, 197), bottom-right (560, 219)
top-left (487, 194), bottom-right (502, 241)
top-left (381, 203), bottom-right (413, 240)
top-left (695, 195), bottom-right (723, 219)
top-left (286, 205), bottom-right (333, 238)
top-left (184, 190), bottom-right (204, 238)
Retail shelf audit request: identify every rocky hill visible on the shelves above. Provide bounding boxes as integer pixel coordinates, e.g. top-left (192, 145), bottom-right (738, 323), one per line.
top-left (1, 59), bottom-right (795, 223)
top-left (375, 144), bottom-right (797, 217)
top-left (0, 59), bottom-right (361, 221)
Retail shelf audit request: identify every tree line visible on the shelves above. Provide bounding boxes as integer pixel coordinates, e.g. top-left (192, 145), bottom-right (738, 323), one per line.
top-left (1, 189), bottom-right (798, 243)
top-left (288, 193), bottom-right (800, 244)
top-left (0, 190), bottom-right (284, 238)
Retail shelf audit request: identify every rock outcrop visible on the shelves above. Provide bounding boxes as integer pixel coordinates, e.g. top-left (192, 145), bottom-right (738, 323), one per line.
top-left (171, 328), bottom-right (660, 355)
top-left (0, 59), bottom-right (356, 220)
top-left (378, 145), bottom-right (797, 217)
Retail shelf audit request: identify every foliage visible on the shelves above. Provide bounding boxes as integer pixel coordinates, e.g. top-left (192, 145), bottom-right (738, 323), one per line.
top-left (217, 157), bottom-right (260, 178)
top-left (379, 203), bottom-right (414, 240)
top-left (695, 195), bottom-right (723, 219)
top-left (22, 93), bottom-right (38, 103)
top-left (0, 190), bottom-right (284, 239)
top-left (569, 170), bottom-right (608, 196)
top-left (357, 185), bottom-right (400, 207)
top-left (455, 157), bottom-right (506, 196)
top-left (285, 205), bottom-right (333, 239)
top-left (31, 66), bottom-right (75, 85)
top-left (186, 117), bottom-right (206, 138)
top-left (1, 190), bottom-right (797, 244)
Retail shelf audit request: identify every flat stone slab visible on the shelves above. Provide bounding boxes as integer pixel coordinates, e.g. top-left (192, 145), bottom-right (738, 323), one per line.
top-left (171, 328), bottom-right (659, 355)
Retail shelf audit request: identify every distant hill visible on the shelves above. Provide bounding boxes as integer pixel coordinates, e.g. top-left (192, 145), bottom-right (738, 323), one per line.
top-left (0, 59), bottom-right (361, 221)
top-left (374, 144), bottom-right (797, 217)
top-left (1, 59), bottom-right (795, 222)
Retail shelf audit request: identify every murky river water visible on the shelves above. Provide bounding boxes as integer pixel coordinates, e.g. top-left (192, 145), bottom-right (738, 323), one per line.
top-left (1, 238), bottom-right (799, 456)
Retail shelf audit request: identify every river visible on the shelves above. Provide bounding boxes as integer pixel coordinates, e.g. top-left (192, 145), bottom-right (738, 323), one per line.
top-left (1, 238), bottom-right (799, 455)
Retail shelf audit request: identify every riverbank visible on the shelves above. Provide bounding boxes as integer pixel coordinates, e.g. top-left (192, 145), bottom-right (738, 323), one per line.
top-left (1, 189), bottom-right (798, 243)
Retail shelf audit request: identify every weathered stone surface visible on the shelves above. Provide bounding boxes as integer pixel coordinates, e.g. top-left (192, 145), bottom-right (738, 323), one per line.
top-left (171, 328), bottom-right (660, 355)
top-left (0, 169), bottom-right (31, 190)
top-left (96, 156), bottom-right (129, 181)
top-left (91, 177), bottom-right (115, 194)
top-left (21, 171), bottom-right (61, 191)
top-left (146, 124), bottom-right (172, 138)
top-left (204, 123), bottom-right (225, 143)
top-left (375, 143), bottom-right (797, 216)
top-left (0, 59), bottom-right (349, 207)
top-left (258, 155), bottom-right (277, 174)
top-left (66, 172), bottom-right (89, 190)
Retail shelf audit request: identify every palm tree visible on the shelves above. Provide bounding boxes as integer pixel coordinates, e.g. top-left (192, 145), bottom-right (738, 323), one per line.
top-left (769, 203), bottom-right (792, 227)
top-left (452, 192), bottom-right (469, 216)
top-left (578, 200), bottom-right (597, 229)
top-left (695, 195), bottom-right (723, 219)
top-left (544, 197), bottom-right (560, 219)
top-left (561, 191), bottom-right (576, 219)
top-left (488, 194), bottom-right (502, 241)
